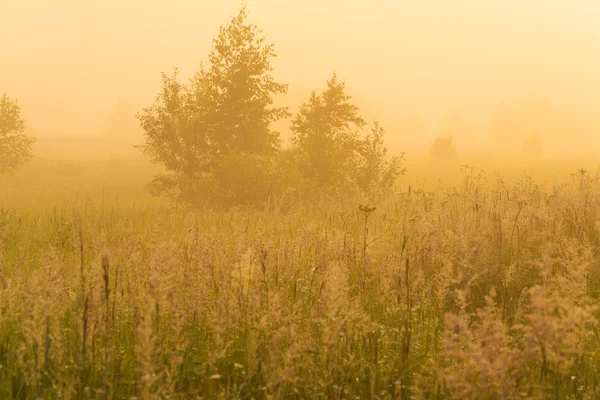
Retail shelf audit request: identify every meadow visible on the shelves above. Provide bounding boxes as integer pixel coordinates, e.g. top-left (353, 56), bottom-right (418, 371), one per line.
top-left (1, 155), bottom-right (600, 399)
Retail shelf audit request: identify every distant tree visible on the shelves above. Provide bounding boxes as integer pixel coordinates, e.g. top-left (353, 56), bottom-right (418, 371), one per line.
top-left (429, 136), bottom-right (457, 161)
top-left (0, 94), bottom-right (36, 174)
top-left (488, 94), bottom-right (582, 154)
top-left (438, 112), bottom-right (476, 150)
top-left (523, 131), bottom-right (543, 156)
top-left (137, 7), bottom-right (289, 207)
top-left (291, 74), bottom-right (403, 197)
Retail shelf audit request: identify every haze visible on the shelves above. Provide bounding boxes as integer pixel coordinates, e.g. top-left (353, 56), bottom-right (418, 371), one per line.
top-left (2, 0), bottom-right (599, 156)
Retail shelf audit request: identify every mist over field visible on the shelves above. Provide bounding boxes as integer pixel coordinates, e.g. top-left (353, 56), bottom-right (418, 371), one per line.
top-left (1, 1), bottom-right (600, 399)
top-left (3, 0), bottom-right (600, 156)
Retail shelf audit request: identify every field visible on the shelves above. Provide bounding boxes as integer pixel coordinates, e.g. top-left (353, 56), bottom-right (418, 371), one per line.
top-left (1, 156), bottom-right (600, 399)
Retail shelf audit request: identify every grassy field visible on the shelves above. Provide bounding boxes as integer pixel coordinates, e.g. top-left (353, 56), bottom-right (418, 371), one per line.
top-left (1, 156), bottom-right (600, 399)
top-left (0, 157), bottom-right (162, 212)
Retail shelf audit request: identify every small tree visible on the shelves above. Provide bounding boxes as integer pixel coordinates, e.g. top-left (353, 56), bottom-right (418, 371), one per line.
top-left (137, 7), bottom-right (288, 207)
top-left (356, 121), bottom-right (405, 196)
top-left (0, 94), bottom-right (36, 174)
top-left (429, 136), bottom-right (457, 161)
top-left (291, 75), bottom-right (403, 198)
top-left (138, 69), bottom-right (201, 200)
top-left (291, 74), bottom-right (365, 194)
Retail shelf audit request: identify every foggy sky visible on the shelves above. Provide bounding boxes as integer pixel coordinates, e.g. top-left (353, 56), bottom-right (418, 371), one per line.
top-left (1, 0), bottom-right (598, 154)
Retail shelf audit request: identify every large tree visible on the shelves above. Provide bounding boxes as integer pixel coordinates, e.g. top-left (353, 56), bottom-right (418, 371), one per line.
top-left (291, 74), bottom-right (403, 197)
top-left (0, 94), bottom-right (36, 174)
top-left (137, 7), bottom-right (288, 206)
top-left (200, 7), bottom-right (289, 156)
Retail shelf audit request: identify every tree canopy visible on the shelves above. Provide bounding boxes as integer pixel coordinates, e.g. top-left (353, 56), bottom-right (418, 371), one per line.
top-left (291, 74), bottom-right (404, 198)
top-left (291, 74), bottom-right (365, 192)
top-left (0, 94), bottom-right (36, 175)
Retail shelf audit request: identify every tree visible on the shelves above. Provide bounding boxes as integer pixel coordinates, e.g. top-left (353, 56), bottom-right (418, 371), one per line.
top-left (356, 121), bottom-right (406, 196)
top-left (200, 7), bottom-right (289, 156)
top-left (429, 136), bottom-right (457, 161)
top-left (0, 94), bottom-right (36, 174)
top-left (291, 74), bottom-right (365, 193)
top-left (137, 7), bottom-right (289, 207)
top-left (291, 74), bottom-right (403, 197)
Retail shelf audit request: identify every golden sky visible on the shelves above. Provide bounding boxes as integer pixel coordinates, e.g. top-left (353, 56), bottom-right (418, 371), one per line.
top-left (1, 0), bottom-right (598, 154)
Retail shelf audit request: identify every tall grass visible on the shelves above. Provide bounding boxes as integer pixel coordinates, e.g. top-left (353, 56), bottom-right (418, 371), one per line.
top-left (1, 161), bottom-right (600, 398)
